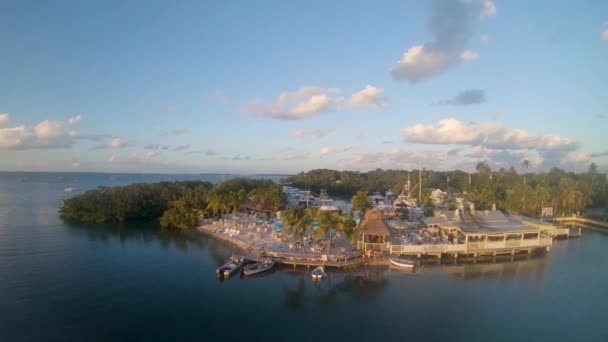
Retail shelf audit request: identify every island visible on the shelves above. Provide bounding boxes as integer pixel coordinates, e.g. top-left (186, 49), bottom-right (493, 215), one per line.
top-left (60, 163), bottom-right (607, 269)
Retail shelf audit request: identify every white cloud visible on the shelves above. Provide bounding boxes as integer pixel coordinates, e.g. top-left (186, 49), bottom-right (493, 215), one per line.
top-left (603, 30), bottom-right (608, 41)
top-left (110, 138), bottom-right (124, 148)
top-left (347, 85), bottom-right (387, 108)
top-left (68, 115), bottom-right (81, 125)
top-left (482, 0), bottom-right (497, 17)
top-left (244, 85), bottom-right (385, 120)
top-left (392, 45), bottom-right (457, 83)
top-left (480, 33), bottom-right (491, 43)
top-left (403, 118), bottom-right (578, 151)
top-left (319, 147), bottom-right (330, 157)
top-left (289, 127), bottom-right (335, 139)
top-left (289, 128), bottom-right (304, 137)
top-left (0, 113), bottom-right (10, 126)
top-left (391, 0), bottom-right (495, 83)
top-left (92, 137), bottom-right (131, 150)
top-left (460, 50), bottom-right (479, 61)
top-left (0, 116), bottom-right (81, 150)
top-left (560, 151), bottom-right (589, 164)
top-left (144, 151), bottom-right (160, 160)
top-left (244, 87), bottom-right (336, 120)
top-left (108, 155), bottom-right (116, 162)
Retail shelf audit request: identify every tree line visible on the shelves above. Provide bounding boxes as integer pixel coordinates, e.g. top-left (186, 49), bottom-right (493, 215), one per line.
top-left (283, 162), bottom-right (607, 218)
top-left (60, 178), bottom-right (285, 229)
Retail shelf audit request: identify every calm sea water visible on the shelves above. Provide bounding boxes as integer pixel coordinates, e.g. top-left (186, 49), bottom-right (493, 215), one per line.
top-left (1, 172), bottom-right (607, 342)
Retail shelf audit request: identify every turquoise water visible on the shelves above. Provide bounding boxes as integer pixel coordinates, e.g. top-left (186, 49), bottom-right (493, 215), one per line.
top-left (0, 172), bottom-right (607, 342)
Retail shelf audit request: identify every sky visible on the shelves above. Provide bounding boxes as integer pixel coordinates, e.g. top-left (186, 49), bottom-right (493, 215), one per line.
top-left (1, 0), bottom-right (607, 174)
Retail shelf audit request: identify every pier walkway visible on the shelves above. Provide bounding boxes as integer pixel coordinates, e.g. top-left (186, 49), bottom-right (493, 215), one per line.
top-left (554, 216), bottom-right (608, 230)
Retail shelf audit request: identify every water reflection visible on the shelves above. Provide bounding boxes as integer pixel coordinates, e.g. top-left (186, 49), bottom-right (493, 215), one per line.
top-left (281, 265), bottom-right (389, 310)
top-left (64, 221), bottom-right (235, 266)
top-left (426, 256), bottom-right (548, 282)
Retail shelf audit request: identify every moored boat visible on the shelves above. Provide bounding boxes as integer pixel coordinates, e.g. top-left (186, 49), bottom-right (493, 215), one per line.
top-left (389, 258), bottom-right (416, 269)
top-left (311, 266), bottom-right (325, 280)
top-left (216, 256), bottom-right (245, 277)
top-left (242, 259), bottom-right (275, 276)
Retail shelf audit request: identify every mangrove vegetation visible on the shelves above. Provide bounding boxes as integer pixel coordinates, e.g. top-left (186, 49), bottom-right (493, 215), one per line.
top-left (60, 178), bottom-right (285, 229)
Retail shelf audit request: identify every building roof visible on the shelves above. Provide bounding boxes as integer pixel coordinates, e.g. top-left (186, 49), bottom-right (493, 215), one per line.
top-left (426, 209), bottom-right (538, 235)
top-left (360, 209), bottom-right (391, 236)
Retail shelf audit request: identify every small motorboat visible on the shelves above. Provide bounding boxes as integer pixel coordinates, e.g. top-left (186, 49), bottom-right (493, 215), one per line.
top-left (242, 259), bottom-right (275, 276)
top-left (216, 256), bottom-right (245, 277)
top-left (389, 258), bottom-right (416, 269)
top-left (64, 187), bottom-right (74, 192)
top-left (311, 266), bottom-right (325, 280)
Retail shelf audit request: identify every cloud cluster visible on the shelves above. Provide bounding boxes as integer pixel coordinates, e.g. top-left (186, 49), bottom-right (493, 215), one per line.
top-left (289, 127), bottom-right (336, 139)
top-left (0, 113), bottom-right (9, 126)
top-left (68, 115), bottom-right (81, 125)
top-left (107, 151), bottom-right (160, 163)
top-left (319, 145), bottom-right (356, 158)
top-left (391, 0), bottom-right (496, 83)
top-left (0, 115), bottom-right (79, 150)
top-left (244, 85), bottom-right (386, 120)
top-left (403, 118), bottom-right (577, 151)
top-left (92, 137), bottom-right (131, 150)
top-left (437, 89), bottom-right (485, 106)
top-left (336, 145), bottom-right (563, 172)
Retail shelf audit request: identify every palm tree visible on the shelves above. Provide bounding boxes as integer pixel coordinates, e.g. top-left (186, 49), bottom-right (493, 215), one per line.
top-left (521, 159), bottom-right (530, 186)
top-left (316, 211), bottom-right (345, 254)
top-left (206, 191), bottom-right (228, 218)
top-left (282, 207), bottom-right (312, 248)
top-left (351, 191), bottom-right (371, 218)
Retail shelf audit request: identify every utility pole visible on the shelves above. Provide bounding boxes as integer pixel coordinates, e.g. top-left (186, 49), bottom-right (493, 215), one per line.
top-left (418, 162), bottom-right (422, 203)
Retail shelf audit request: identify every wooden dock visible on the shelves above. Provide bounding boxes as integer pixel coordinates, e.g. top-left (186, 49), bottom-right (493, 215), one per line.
top-left (554, 216), bottom-right (608, 230)
top-left (198, 224), bottom-right (367, 269)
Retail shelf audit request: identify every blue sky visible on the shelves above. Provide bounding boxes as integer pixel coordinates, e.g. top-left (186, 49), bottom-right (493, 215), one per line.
top-left (1, 0), bottom-right (607, 174)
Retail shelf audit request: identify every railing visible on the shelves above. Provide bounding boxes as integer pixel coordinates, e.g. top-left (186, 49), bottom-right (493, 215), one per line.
top-left (486, 241), bottom-right (506, 249)
top-left (467, 242), bottom-right (484, 251)
top-left (386, 238), bottom-right (552, 255)
top-left (358, 241), bottom-right (390, 252)
top-left (505, 240), bottom-right (521, 248)
top-left (521, 239), bottom-right (540, 247)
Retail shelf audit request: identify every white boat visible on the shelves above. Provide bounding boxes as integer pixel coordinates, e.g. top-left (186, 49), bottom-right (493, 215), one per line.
top-left (389, 258), bottom-right (416, 269)
top-left (64, 187), bottom-right (74, 192)
top-left (242, 259), bottom-right (275, 276)
top-left (311, 266), bottom-right (325, 280)
top-left (216, 256), bottom-right (245, 277)
top-left (318, 189), bottom-right (338, 211)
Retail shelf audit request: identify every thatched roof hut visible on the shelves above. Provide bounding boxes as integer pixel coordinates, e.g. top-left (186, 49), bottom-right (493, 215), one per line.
top-left (359, 209), bottom-right (391, 237)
